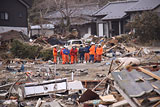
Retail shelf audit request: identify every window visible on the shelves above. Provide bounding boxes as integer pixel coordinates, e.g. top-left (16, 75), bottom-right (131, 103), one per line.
top-left (67, 42), bottom-right (71, 45)
top-left (0, 12), bottom-right (8, 20)
top-left (19, 13), bottom-right (23, 18)
top-left (72, 41), bottom-right (82, 44)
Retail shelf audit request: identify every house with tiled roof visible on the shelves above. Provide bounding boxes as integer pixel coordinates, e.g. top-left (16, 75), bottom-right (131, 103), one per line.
top-left (93, 0), bottom-right (160, 37)
top-left (93, 0), bottom-right (138, 37)
top-left (126, 0), bottom-right (160, 19)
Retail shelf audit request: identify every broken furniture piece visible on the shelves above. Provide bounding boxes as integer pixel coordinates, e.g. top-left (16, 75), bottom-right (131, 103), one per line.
top-left (23, 78), bottom-right (68, 98)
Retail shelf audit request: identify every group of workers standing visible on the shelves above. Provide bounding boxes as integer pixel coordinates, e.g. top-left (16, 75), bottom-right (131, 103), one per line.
top-left (53, 42), bottom-right (103, 64)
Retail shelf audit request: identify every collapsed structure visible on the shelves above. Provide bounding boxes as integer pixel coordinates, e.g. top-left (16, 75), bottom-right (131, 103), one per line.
top-left (0, 33), bottom-right (160, 107)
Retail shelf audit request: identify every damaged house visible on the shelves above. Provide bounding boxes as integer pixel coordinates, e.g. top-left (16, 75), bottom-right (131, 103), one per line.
top-left (93, 0), bottom-right (138, 37)
top-left (45, 3), bottom-right (99, 37)
top-left (93, 0), bottom-right (160, 37)
top-left (0, 0), bottom-right (32, 35)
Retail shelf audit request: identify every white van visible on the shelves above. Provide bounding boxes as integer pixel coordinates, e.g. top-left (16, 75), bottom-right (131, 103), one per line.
top-left (66, 39), bottom-right (83, 50)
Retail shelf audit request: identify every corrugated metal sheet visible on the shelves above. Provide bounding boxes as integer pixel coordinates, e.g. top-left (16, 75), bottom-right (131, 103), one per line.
top-left (126, 0), bottom-right (160, 12)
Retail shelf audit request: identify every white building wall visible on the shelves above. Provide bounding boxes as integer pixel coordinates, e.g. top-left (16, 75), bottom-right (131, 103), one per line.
top-left (0, 26), bottom-right (28, 35)
top-left (88, 27), bottom-right (91, 34)
top-left (104, 22), bottom-right (109, 38)
top-left (154, 5), bottom-right (160, 12)
top-left (31, 29), bottom-right (54, 37)
top-left (98, 23), bottom-right (104, 37)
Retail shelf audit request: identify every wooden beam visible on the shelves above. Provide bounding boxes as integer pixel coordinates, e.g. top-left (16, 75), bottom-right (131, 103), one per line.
top-left (148, 97), bottom-right (160, 102)
top-left (35, 98), bottom-right (42, 107)
top-left (105, 45), bottom-right (117, 53)
top-left (138, 67), bottom-right (160, 80)
top-left (153, 101), bottom-right (160, 107)
top-left (111, 100), bottom-right (128, 107)
top-left (92, 59), bottom-right (114, 91)
top-left (108, 59), bottom-right (114, 75)
top-left (92, 77), bottom-right (108, 91)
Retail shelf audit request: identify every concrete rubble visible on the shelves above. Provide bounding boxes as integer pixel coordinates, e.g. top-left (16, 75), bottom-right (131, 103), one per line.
top-left (0, 32), bottom-right (160, 107)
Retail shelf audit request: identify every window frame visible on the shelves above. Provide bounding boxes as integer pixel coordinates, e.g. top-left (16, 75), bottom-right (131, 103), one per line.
top-left (0, 12), bottom-right (9, 21)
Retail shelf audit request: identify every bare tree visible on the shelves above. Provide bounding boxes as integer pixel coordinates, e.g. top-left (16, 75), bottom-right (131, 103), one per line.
top-left (29, 0), bottom-right (55, 36)
top-left (54, 0), bottom-right (75, 34)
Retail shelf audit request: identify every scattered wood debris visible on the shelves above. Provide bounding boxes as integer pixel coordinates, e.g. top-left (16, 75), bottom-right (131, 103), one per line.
top-left (0, 34), bottom-right (160, 106)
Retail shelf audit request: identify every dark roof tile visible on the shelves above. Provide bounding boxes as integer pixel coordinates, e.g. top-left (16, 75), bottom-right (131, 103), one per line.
top-left (93, 1), bottom-right (138, 20)
top-left (126, 0), bottom-right (160, 12)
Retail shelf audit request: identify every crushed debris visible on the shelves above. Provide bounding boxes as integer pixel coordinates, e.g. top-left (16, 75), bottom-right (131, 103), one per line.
top-left (0, 33), bottom-right (160, 107)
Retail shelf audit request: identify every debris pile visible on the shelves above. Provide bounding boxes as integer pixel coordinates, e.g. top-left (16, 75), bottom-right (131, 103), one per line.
top-left (0, 33), bottom-right (160, 107)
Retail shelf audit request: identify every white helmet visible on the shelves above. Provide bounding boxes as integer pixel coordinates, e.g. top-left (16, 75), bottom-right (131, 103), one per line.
top-left (53, 45), bottom-right (58, 47)
top-left (91, 42), bottom-right (95, 45)
top-left (64, 45), bottom-right (68, 48)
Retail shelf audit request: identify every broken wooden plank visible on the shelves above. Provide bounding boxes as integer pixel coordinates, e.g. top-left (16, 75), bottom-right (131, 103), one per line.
top-left (148, 97), bottom-right (160, 102)
top-left (81, 80), bottom-right (105, 90)
top-left (41, 100), bottom-right (61, 107)
top-left (108, 59), bottom-right (114, 75)
top-left (0, 83), bottom-right (13, 90)
top-left (105, 45), bottom-right (117, 53)
top-left (100, 95), bottom-right (117, 103)
top-left (111, 100), bottom-right (128, 107)
top-left (92, 59), bottom-right (120, 92)
top-left (152, 81), bottom-right (160, 89)
top-left (8, 74), bottom-right (25, 99)
top-left (153, 101), bottom-right (160, 107)
top-left (92, 77), bottom-right (108, 91)
top-left (35, 98), bottom-right (42, 107)
top-left (138, 67), bottom-right (160, 80)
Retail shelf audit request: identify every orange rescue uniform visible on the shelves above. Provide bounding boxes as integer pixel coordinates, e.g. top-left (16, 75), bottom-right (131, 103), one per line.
top-left (60, 48), bottom-right (65, 64)
top-left (89, 45), bottom-right (95, 55)
top-left (70, 48), bottom-right (78, 64)
top-left (96, 46), bottom-right (103, 62)
top-left (85, 53), bottom-right (89, 62)
top-left (53, 47), bottom-right (57, 63)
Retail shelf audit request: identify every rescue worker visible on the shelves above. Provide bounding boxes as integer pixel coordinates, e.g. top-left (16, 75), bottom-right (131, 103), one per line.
top-left (53, 45), bottom-right (58, 64)
top-left (79, 45), bottom-right (85, 63)
top-left (94, 44), bottom-right (98, 63)
top-left (96, 44), bottom-right (103, 63)
top-left (89, 42), bottom-right (95, 63)
top-left (70, 46), bottom-right (78, 64)
top-left (84, 43), bottom-right (90, 63)
top-left (60, 46), bottom-right (65, 64)
top-left (63, 46), bottom-right (70, 64)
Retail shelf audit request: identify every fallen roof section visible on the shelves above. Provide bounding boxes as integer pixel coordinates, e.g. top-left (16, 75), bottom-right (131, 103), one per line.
top-left (112, 69), bottom-right (160, 98)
